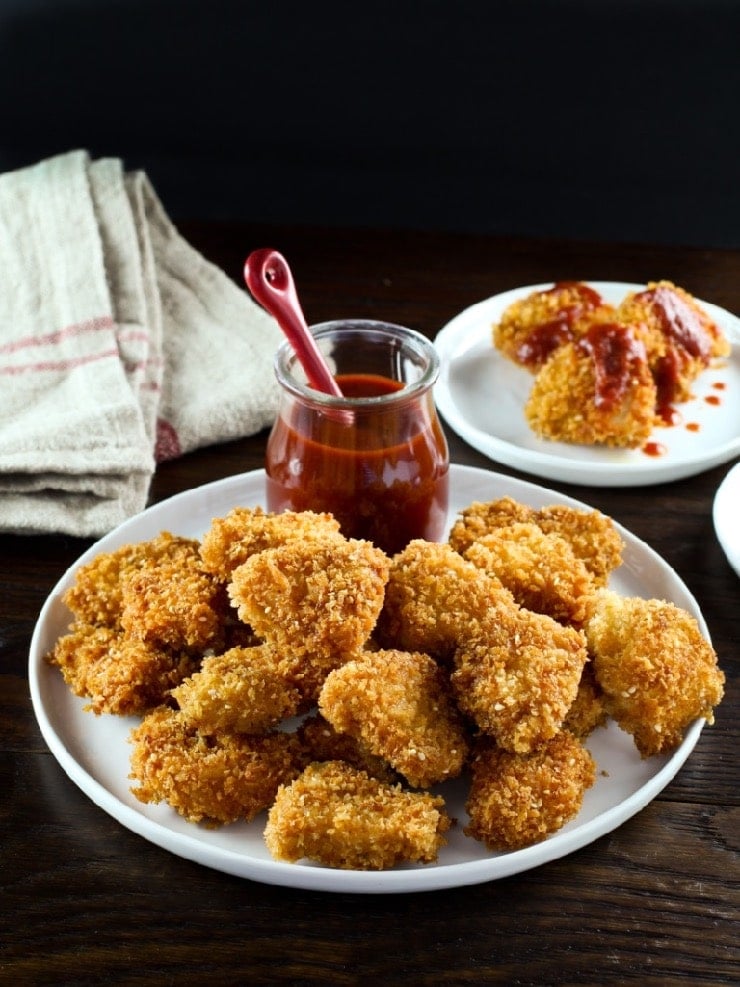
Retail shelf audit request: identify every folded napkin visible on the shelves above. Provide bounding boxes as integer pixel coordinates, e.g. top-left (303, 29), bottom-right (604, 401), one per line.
top-left (0, 151), bottom-right (282, 536)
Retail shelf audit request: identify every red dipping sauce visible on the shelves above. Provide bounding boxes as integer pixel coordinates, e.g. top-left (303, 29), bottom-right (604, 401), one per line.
top-left (265, 322), bottom-right (450, 556)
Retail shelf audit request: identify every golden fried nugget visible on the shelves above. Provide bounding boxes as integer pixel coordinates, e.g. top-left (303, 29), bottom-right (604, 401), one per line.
top-left (563, 662), bottom-right (609, 740)
top-left (319, 649), bottom-right (469, 788)
top-left (448, 497), bottom-right (536, 554)
top-left (47, 622), bottom-right (198, 716)
top-left (63, 532), bottom-right (200, 628)
top-left (199, 506), bottom-right (341, 582)
top-left (120, 554), bottom-right (224, 653)
top-left (452, 609), bottom-right (588, 753)
top-left (171, 644), bottom-right (302, 734)
top-left (493, 281), bottom-right (616, 370)
top-left (264, 761), bottom-right (451, 869)
top-left (228, 535), bottom-right (389, 699)
top-left (296, 714), bottom-right (399, 784)
top-left (465, 732), bottom-right (596, 851)
top-left (585, 590), bottom-right (725, 757)
top-left (129, 706), bottom-right (303, 825)
top-left (524, 327), bottom-right (657, 449)
top-left (375, 539), bottom-right (514, 663)
top-left (463, 523), bottom-right (596, 625)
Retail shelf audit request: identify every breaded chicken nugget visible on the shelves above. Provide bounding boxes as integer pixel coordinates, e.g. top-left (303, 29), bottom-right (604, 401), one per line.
top-left (47, 622), bottom-right (198, 716)
top-left (493, 281), bottom-right (615, 370)
top-left (129, 706), bottom-right (303, 825)
top-left (296, 714), bottom-right (399, 784)
top-left (448, 497), bottom-right (536, 554)
top-left (525, 325), bottom-right (657, 449)
top-left (463, 523), bottom-right (596, 625)
top-left (264, 760), bottom-right (451, 869)
top-left (465, 732), bottom-right (596, 851)
top-left (63, 532), bottom-right (200, 628)
top-left (319, 649), bottom-right (469, 788)
top-left (375, 539), bottom-right (514, 663)
top-left (563, 662), bottom-right (609, 740)
top-left (199, 506), bottom-right (341, 582)
top-left (451, 609), bottom-right (588, 753)
top-left (171, 644), bottom-right (302, 734)
top-left (228, 535), bottom-right (389, 701)
top-left (121, 553), bottom-right (225, 654)
top-left (585, 590), bottom-right (725, 757)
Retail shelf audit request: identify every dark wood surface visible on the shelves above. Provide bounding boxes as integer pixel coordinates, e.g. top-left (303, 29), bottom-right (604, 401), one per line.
top-left (2, 224), bottom-right (738, 986)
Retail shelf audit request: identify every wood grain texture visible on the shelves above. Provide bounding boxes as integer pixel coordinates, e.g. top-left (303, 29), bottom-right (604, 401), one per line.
top-left (1, 225), bottom-right (738, 986)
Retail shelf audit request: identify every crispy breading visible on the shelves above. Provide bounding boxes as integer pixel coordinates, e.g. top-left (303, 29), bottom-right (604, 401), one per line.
top-left (62, 532), bottom-right (200, 628)
top-left (585, 590), bottom-right (725, 757)
top-left (264, 760), bottom-right (451, 869)
top-left (296, 714), bottom-right (399, 784)
top-left (465, 732), bottom-right (596, 851)
top-left (563, 661), bottom-right (609, 740)
top-left (451, 609), bottom-right (588, 753)
top-left (319, 649), bottom-right (469, 788)
top-left (47, 622), bottom-right (199, 716)
top-left (227, 535), bottom-right (389, 700)
top-left (463, 523), bottom-right (596, 625)
top-left (524, 331), bottom-right (657, 448)
top-left (449, 498), bottom-right (623, 588)
top-left (493, 281), bottom-right (616, 369)
top-left (171, 644), bottom-right (302, 734)
top-left (128, 706), bottom-right (303, 825)
top-left (199, 506), bottom-right (341, 582)
top-left (375, 539), bottom-right (514, 663)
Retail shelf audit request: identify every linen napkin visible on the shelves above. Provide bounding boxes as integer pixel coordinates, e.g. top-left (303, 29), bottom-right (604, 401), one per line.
top-left (0, 151), bottom-right (282, 537)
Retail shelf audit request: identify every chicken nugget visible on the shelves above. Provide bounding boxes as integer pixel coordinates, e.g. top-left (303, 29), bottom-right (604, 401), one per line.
top-left (46, 622), bottom-right (198, 716)
top-left (319, 649), bottom-right (469, 788)
top-left (129, 706), bottom-right (303, 825)
top-left (264, 760), bottom-right (451, 869)
top-left (62, 532), bottom-right (200, 628)
top-left (463, 523), bottom-right (596, 625)
top-left (585, 590), bottom-right (725, 757)
top-left (465, 732), bottom-right (596, 851)
top-left (448, 497), bottom-right (536, 554)
top-left (171, 644), bottom-right (302, 734)
top-left (200, 506), bottom-right (341, 582)
top-left (375, 539), bottom-right (514, 663)
top-left (296, 714), bottom-right (399, 784)
top-left (452, 609), bottom-right (588, 753)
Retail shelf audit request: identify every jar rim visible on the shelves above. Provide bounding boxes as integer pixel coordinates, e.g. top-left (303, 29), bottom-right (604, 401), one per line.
top-left (273, 320), bottom-right (440, 408)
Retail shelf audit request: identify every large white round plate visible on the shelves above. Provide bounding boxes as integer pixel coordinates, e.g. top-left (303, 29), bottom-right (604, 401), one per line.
top-left (713, 461), bottom-right (740, 578)
top-left (30, 465), bottom-right (711, 894)
top-left (434, 282), bottom-right (740, 486)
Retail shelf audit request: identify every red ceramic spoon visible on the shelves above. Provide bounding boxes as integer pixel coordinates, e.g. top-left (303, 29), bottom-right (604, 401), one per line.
top-left (244, 248), bottom-right (344, 397)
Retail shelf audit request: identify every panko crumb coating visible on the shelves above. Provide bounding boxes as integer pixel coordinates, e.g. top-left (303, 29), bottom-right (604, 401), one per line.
top-left (452, 610), bottom-right (588, 753)
top-left (493, 281), bottom-right (616, 370)
top-left (296, 714), bottom-right (399, 784)
top-left (47, 622), bottom-right (198, 716)
top-left (563, 662), bottom-right (609, 740)
top-left (318, 649), bottom-right (469, 788)
top-left (171, 644), bottom-right (302, 735)
top-left (264, 760), bottom-right (452, 869)
top-left (465, 732), bottom-right (596, 851)
top-left (585, 590), bottom-right (725, 757)
top-left (62, 532), bottom-right (200, 628)
top-left (449, 498), bottom-right (623, 588)
top-left (375, 539), bottom-right (514, 663)
top-left (463, 523), bottom-right (596, 626)
top-left (524, 328), bottom-right (657, 448)
top-left (129, 706), bottom-right (303, 825)
top-left (199, 506), bottom-right (341, 582)
top-left (227, 535), bottom-right (389, 699)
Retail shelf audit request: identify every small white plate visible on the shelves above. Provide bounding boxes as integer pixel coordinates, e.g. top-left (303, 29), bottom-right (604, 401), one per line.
top-left (713, 461), bottom-right (740, 578)
top-left (434, 282), bottom-right (740, 487)
top-left (30, 465), bottom-right (711, 893)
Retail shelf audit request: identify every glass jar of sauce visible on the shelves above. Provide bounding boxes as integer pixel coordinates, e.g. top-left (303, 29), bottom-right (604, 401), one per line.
top-left (265, 320), bottom-right (450, 555)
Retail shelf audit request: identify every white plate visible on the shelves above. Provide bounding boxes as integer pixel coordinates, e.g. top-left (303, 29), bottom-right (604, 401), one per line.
top-left (434, 282), bottom-right (740, 487)
top-left (713, 461), bottom-right (740, 578)
top-left (30, 465), bottom-right (710, 894)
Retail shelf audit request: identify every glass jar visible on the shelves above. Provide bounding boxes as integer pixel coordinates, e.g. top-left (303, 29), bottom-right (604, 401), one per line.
top-left (265, 320), bottom-right (450, 555)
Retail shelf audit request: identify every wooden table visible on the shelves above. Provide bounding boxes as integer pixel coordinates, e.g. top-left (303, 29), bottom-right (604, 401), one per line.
top-left (3, 224), bottom-right (738, 985)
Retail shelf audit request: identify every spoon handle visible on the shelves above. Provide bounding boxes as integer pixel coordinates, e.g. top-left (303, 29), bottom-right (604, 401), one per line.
top-left (244, 248), bottom-right (343, 397)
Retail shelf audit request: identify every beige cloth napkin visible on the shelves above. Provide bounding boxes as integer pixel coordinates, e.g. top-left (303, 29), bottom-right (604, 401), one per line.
top-left (0, 151), bottom-right (282, 536)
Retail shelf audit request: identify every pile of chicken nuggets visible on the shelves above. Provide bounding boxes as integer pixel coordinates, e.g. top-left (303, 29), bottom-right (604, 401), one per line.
top-left (47, 497), bottom-right (725, 870)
